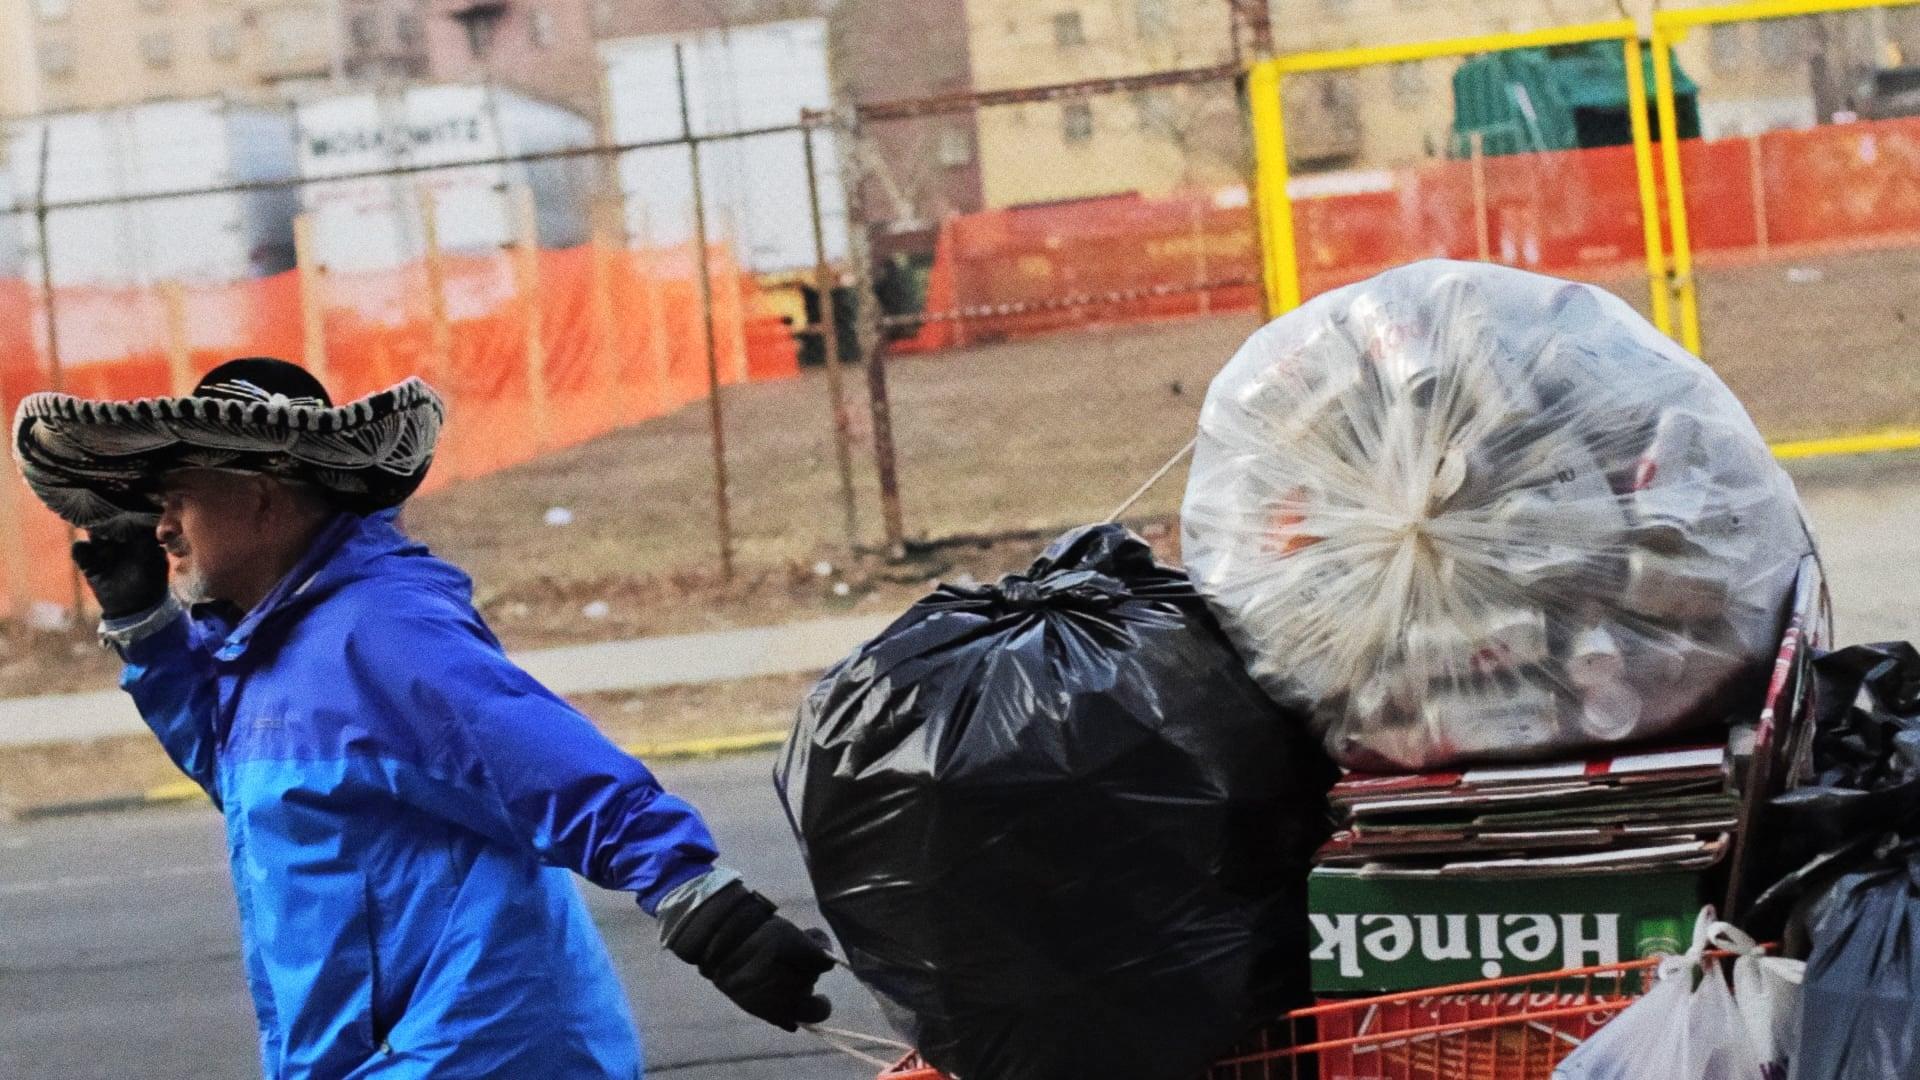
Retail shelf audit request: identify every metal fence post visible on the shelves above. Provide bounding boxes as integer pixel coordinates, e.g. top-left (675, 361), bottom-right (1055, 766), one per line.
top-left (803, 120), bottom-right (860, 551)
top-left (677, 43), bottom-right (736, 580)
top-left (832, 105), bottom-right (906, 558)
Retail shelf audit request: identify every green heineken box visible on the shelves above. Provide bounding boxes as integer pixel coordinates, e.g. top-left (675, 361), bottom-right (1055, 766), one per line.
top-left (1308, 868), bottom-right (1704, 992)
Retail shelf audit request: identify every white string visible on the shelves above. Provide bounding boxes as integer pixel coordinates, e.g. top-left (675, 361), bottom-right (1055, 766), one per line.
top-left (800, 1024), bottom-right (913, 1069)
top-left (798, 947), bottom-right (917, 1069)
top-left (1105, 437), bottom-right (1199, 524)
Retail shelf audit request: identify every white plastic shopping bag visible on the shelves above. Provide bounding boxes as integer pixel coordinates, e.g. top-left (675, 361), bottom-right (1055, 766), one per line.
top-left (1707, 915), bottom-right (1805, 1078)
top-left (1732, 949), bottom-right (1804, 1079)
top-left (1553, 909), bottom-right (1766, 1080)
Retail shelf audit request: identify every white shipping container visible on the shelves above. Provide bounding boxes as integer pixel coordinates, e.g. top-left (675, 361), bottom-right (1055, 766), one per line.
top-left (294, 84), bottom-right (597, 279)
top-left (2, 99), bottom-right (300, 289)
top-left (0, 166), bottom-right (21, 280)
top-left (601, 17), bottom-right (848, 274)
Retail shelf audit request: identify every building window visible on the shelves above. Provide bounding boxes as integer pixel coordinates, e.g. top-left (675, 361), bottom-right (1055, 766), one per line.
top-left (1390, 61), bottom-right (1426, 105)
top-left (1709, 25), bottom-right (1744, 72)
top-left (397, 12), bottom-right (422, 48)
top-left (1132, 88), bottom-right (1176, 132)
top-left (141, 31), bottom-right (174, 69)
top-left (349, 12), bottom-right (377, 49)
top-left (1053, 11), bottom-right (1085, 49)
top-left (1062, 100), bottom-right (1094, 142)
top-left (1758, 19), bottom-right (1803, 67)
top-left (1135, 0), bottom-right (1169, 41)
top-left (530, 8), bottom-right (556, 48)
top-left (209, 22), bottom-right (239, 61)
top-left (35, 0), bottom-right (71, 22)
top-left (39, 39), bottom-right (74, 77)
top-left (936, 126), bottom-right (973, 166)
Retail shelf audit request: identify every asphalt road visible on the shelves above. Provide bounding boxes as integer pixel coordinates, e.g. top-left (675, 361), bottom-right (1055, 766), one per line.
top-left (0, 752), bottom-right (898, 1080)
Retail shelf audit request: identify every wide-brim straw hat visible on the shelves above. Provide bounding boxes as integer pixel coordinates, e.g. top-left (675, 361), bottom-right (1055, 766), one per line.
top-left (12, 356), bottom-right (444, 528)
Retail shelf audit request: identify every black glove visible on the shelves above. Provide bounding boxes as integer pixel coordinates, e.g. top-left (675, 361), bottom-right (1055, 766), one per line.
top-left (71, 522), bottom-right (168, 619)
top-left (666, 881), bottom-right (834, 1031)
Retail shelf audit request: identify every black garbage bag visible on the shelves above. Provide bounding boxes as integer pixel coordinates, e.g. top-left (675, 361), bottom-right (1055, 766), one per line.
top-left (1749, 643), bottom-right (1920, 934)
top-left (776, 524), bottom-right (1334, 1080)
top-left (1791, 838), bottom-right (1920, 1080)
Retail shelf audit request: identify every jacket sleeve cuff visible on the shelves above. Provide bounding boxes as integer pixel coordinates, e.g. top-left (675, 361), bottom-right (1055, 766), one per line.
top-left (654, 865), bottom-right (744, 946)
top-left (99, 596), bottom-right (184, 654)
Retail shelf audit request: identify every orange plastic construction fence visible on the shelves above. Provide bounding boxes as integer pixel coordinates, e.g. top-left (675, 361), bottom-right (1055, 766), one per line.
top-left (0, 239), bottom-right (798, 622)
top-left (903, 114), bottom-right (1920, 350)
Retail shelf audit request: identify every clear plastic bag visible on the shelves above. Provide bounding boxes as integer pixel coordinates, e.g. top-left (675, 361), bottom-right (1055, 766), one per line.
top-left (1181, 260), bottom-right (1811, 770)
top-left (1554, 910), bottom-right (1766, 1080)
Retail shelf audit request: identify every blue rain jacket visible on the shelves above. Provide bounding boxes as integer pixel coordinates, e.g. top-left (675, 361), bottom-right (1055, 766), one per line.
top-left (119, 511), bottom-right (719, 1079)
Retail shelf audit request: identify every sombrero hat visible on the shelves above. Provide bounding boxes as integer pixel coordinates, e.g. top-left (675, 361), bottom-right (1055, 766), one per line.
top-left (12, 357), bottom-right (444, 528)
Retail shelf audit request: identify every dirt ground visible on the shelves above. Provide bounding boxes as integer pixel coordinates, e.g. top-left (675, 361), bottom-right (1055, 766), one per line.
top-left (4, 246), bottom-right (1915, 700)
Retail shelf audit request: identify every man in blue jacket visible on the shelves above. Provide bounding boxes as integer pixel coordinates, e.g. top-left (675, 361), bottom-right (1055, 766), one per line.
top-left (11, 358), bottom-right (833, 1078)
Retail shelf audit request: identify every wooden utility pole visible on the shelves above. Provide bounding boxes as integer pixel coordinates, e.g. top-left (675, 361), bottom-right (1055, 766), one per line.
top-left (419, 186), bottom-right (453, 385)
top-left (589, 194), bottom-right (623, 420)
top-left (511, 185), bottom-right (552, 450)
top-left (161, 283), bottom-right (194, 394)
top-left (293, 214), bottom-right (329, 385)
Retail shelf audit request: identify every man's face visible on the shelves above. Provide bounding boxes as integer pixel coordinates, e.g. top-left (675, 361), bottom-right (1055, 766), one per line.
top-left (155, 470), bottom-right (269, 606)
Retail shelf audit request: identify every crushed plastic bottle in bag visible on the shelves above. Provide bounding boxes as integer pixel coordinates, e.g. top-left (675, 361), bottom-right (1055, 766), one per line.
top-left (1182, 260), bottom-right (1811, 770)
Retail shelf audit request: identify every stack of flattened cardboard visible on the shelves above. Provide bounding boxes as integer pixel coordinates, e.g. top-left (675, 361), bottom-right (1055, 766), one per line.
top-left (1315, 743), bottom-right (1737, 879)
top-left (1304, 556), bottom-right (1827, 995)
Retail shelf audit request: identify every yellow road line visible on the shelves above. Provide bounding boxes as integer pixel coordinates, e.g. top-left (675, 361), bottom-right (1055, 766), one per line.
top-left (620, 730), bottom-right (790, 762)
top-left (144, 780), bottom-right (205, 804)
top-left (1770, 430), bottom-right (1920, 461)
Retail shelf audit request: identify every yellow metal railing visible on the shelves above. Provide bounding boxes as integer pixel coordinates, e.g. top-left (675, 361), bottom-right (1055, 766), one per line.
top-left (1646, 0), bottom-right (1920, 357)
top-left (1250, 0), bottom-right (1920, 358)
top-left (1246, 20), bottom-right (1660, 326)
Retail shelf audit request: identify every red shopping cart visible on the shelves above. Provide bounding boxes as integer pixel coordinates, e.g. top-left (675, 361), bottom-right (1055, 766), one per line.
top-left (874, 948), bottom-right (1760, 1080)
